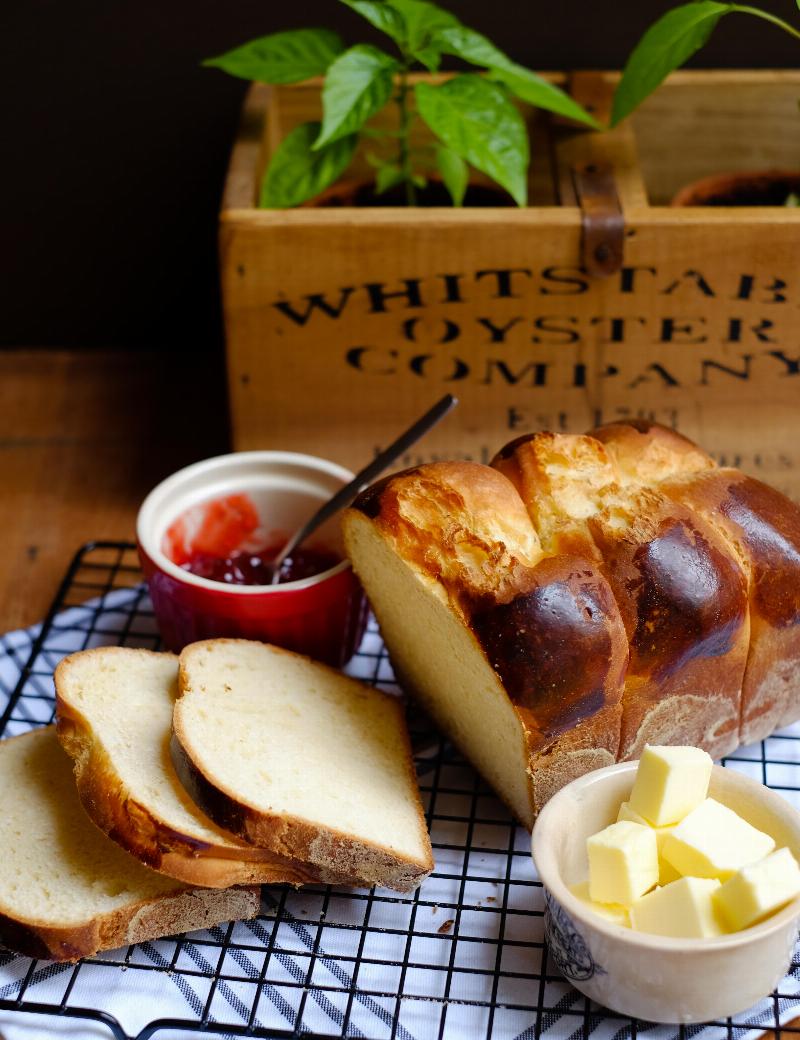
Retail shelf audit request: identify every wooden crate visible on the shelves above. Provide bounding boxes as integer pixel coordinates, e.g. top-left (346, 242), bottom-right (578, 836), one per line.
top-left (221, 71), bottom-right (800, 495)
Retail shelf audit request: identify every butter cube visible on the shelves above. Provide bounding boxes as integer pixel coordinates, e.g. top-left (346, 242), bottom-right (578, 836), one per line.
top-left (570, 881), bottom-right (630, 927)
top-left (618, 800), bottom-right (681, 885)
top-left (618, 800), bottom-right (675, 849)
top-left (658, 857), bottom-right (683, 886)
top-left (630, 877), bottom-right (725, 938)
top-left (587, 821), bottom-right (659, 905)
top-left (662, 798), bottom-right (775, 881)
top-left (714, 847), bottom-right (800, 931)
top-left (629, 745), bottom-right (713, 826)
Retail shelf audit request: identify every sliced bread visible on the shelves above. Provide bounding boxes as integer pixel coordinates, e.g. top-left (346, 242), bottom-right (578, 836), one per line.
top-left (55, 647), bottom-right (314, 888)
top-left (0, 727), bottom-right (260, 961)
top-left (173, 640), bottom-right (434, 893)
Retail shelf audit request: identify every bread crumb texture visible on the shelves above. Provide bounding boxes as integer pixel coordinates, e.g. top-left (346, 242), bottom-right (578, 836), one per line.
top-left (175, 640), bottom-right (433, 889)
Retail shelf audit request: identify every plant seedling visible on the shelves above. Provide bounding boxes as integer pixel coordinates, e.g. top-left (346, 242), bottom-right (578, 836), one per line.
top-left (205, 0), bottom-right (600, 208)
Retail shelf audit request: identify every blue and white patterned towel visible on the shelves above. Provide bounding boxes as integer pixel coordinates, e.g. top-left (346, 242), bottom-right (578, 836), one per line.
top-left (0, 584), bottom-right (799, 1040)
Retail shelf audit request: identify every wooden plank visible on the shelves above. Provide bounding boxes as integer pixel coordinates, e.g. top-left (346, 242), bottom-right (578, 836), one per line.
top-left (221, 84), bottom-right (270, 211)
top-left (0, 350), bottom-right (228, 632)
top-left (631, 69), bottom-right (800, 205)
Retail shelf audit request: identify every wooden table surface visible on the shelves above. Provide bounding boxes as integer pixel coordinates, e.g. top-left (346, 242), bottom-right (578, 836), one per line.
top-left (0, 349), bottom-right (228, 632)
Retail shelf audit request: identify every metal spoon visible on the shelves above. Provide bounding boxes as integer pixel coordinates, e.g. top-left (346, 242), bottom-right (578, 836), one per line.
top-left (268, 394), bottom-right (458, 584)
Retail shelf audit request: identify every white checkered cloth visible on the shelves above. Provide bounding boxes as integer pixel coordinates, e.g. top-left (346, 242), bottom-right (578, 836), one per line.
top-left (0, 587), bottom-right (799, 1040)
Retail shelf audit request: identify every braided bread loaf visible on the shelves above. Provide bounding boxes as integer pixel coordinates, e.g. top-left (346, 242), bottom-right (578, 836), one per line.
top-left (342, 421), bottom-right (800, 829)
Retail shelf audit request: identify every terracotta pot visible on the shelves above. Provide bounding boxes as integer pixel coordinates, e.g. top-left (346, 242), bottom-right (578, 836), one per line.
top-left (672, 169), bottom-right (800, 207)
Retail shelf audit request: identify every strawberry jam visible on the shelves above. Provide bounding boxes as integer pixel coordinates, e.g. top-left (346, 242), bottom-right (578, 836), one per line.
top-left (181, 546), bottom-right (341, 586)
top-left (163, 493), bottom-right (341, 587)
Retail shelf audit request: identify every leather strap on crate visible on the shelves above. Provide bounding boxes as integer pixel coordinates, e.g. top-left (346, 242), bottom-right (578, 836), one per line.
top-left (552, 71), bottom-right (647, 278)
top-left (572, 160), bottom-right (624, 278)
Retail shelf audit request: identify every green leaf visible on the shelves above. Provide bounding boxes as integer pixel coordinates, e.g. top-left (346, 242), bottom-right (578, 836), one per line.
top-left (315, 44), bottom-right (399, 148)
top-left (204, 28), bottom-right (344, 84)
top-left (611, 2), bottom-right (731, 126)
top-left (786, 192), bottom-right (800, 207)
top-left (375, 164), bottom-right (406, 193)
top-left (415, 75), bottom-right (528, 205)
top-left (436, 145), bottom-right (468, 206)
top-left (260, 122), bottom-right (358, 207)
top-left (411, 45), bottom-right (443, 72)
top-left (386, 0), bottom-right (460, 66)
top-left (490, 67), bottom-right (602, 129)
top-left (429, 26), bottom-right (600, 128)
top-left (428, 25), bottom-right (510, 68)
top-left (339, 1), bottom-right (407, 46)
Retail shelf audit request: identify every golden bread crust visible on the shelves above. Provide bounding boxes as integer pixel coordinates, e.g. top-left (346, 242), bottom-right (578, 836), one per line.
top-left (0, 885), bottom-right (261, 962)
top-left (54, 648), bottom-right (313, 888)
top-left (471, 554), bottom-right (627, 754)
top-left (355, 462), bottom-right (542, 609)
top-left (492, 430), bottom-right (749, 760)
top-left (590, 419), bottom-right (716, 483)
top-left (659, 468), bottom-right (800, 743)
top-left (346, 421), bottom-right (800, 821)
top-left (595, 420), bottom-right (800, 746)
top-left (0, 726), bottom-right (262, 962)
top-left (349, 464), bottom-right (629, 817)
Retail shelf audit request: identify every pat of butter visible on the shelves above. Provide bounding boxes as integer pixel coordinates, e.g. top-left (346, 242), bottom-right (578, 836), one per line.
top-left (629, 745), bottom-right (713, 826)
top-left (658, 857), bottom-right (682, 886)
top-left (587, 820), bottom-right (659, 905)
top-left (714, 847), bottom-right (800, 931)
top-left (630, 877), bottom-right (725, 938)
top-left (662, 798), bottom-right (775, 881)
top-left (618, 800), bottom-right (680, 885)
top-left (618, 801), bottom-right (675, 849)
top-left (570, 881), bottom-right (630, 927)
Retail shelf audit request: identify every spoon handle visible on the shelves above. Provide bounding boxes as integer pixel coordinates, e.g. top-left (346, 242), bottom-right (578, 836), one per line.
top-left (269, 394), bottom-right (458, 582)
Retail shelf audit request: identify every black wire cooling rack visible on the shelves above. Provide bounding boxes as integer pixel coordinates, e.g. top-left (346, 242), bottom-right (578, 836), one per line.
top-left (1, 542), bottom-right (800, 1040)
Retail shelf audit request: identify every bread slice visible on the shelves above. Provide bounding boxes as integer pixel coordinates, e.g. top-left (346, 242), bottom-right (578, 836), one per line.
top-left (0, 727), bottom-right (260, 961)
top-left (54, 647), bottom-right (314, 888)
top-left (343, 462), bottom-right (629, 828)
top-left (172, 640), bottom-right (434, 893)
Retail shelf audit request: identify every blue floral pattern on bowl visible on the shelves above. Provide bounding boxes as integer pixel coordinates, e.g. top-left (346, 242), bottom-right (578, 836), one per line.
top-left (544, 889), bottom-right (606, 982)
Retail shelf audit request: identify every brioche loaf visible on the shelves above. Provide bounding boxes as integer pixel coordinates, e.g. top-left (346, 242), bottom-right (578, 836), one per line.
top-left (54, 647), bottom-right (314, 888)
top-left (172, 640), bottom-right (434, 892)
top-left (343, 423), bottom-right (800, 826)
top-left (0, 727), bottom-right (260, 961)
top-left (342, 462), bottom-right (628, 827)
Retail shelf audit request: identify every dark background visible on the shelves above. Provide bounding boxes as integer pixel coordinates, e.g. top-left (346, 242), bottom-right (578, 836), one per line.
top-left (3, 1), bottom-right (798, 354)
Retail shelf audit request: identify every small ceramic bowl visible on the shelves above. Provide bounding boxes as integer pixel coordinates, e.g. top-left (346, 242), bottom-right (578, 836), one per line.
top-left (533, 762), bottom-right (800, 1024)
top-left (136, 451), bottom-right (368, 666)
